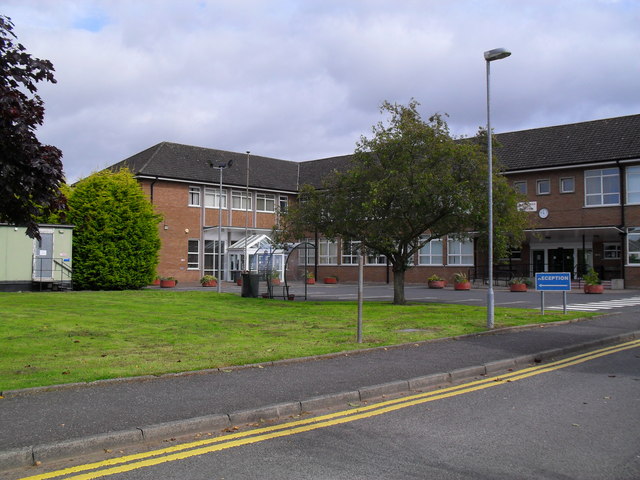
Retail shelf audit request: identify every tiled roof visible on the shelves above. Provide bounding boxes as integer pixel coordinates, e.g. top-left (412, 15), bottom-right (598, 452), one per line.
top-left (109, 114), bottom-right (640, 190)
top-left (495, 114), bottom-right (640, 171)
top-left (111, 142), bottom-right (300, 192)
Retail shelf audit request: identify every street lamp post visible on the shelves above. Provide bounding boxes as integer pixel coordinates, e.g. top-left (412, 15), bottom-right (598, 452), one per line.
top-left (484, 47), bottom-right (511, 329)
top-left (210, 159), bottom-right (233, 293)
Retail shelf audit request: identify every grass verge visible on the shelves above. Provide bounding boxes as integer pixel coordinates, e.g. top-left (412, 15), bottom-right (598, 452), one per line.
top-left (0, 290), bottom-right (596, 390)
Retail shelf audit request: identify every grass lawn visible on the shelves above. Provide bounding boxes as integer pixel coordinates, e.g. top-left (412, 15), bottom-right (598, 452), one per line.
top-left (0, 290), bottom-right (595, 391)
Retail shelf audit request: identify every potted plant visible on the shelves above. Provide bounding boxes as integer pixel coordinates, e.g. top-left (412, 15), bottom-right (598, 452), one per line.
top-left (287, 293), bottom-right (295, 301)
top-left (583, 268), bottom-right (604, 294)
top-left (427, 274), bottom-right (446, 289)
top-left (236, 276), bottom-right (243, 286)
top-left (200, 275), bottom-right (218, 287)
top-left (271, 271), bottom-right (281, 286)
top-left (453, 272), bottom-right (471, 290)
top-left (160, 277), bottom-right (178, 288)
top-left (305, 271), bottom-right (316, 285)
top-left (323, 275), bottom-right (338, 284)
top-left (150, 276), bottom-right (161, 286)
top-left (509, 277), bottom-right (532, 292)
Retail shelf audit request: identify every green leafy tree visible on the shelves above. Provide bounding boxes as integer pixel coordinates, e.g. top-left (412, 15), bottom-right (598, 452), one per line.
top-left (67, 169), bottom-right (161, 290)
top-left (0, 15), bottom-right (65, 238)
top-left (279, 100), bottom-right (527, 304)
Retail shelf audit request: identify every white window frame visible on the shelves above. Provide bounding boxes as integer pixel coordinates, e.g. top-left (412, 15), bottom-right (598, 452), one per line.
top-left (366, 251), bottom-right (386, 265)
top-left (585, 168), bottom-right (620, 207)
top-left (317, 239), bottom-right (338, 265)
top-left (188, 186), bottom-right (201, 207)
top-left (341, 240), bottom-right (361, 265)
top-left (279, 195), bottom-right (289, 213)
top-left (418, 238), bottom-right (443, 265)
top-left (231, 191), bottom-right (252, 211)
top-left (627, 166), bottom-right (640, 205)
top-left (256, 193), bottom-right (276, 213)
top-left (627, 228), bottom-right (640, 265)
top-left (447, 238), bottom-right (474, 266)
top-left (536, 179), bottom-right (550, 195)
top-left (187, 239), bottom-right (200, 270)
top-left (204, 187), bottom-right (227, 209)
top-left (560, 177), bottom-right (575, 194)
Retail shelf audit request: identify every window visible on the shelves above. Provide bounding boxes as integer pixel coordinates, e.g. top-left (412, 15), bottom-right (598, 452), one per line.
top-left (367, 251), bottom-right (386, 265)
top-left (603, 243), bottom-right (621, 260)
top-left (628, 228), bottom-right (640, 265)
top-left (560, 177), bottom-right (575, 193)
top-left (256, 193), bottom-right (276, 212)
top-left (536, 179), bottom-right (550, 195)
top-left (302, 238), bottom-right (316, 265)
top-left (317, 239), bottom-right (338, 265)
top-left (447, 238), bottom-right (474, 265)
top-left (187, 239), bottom-right (200, 269)
top-left (204, 240), bottom-right (223, 275)
top-left (513, 181), bottom-right (527, 195)
top-left (204, 188), bottom-right (227, 209)
top-left (188, 186), bottom-right (201, 206)
top-left (279, 195), bottom-right (289, 213)
top-left (585, 168), bottom-right (620, 206)
top-left (627, 166), bottom-right (640, 204)
top-left (231, 191), bottom-right (252, 210)
top-left (418, 238), bottom-right (443, 265)
top-left (342, 240), bottom-right (361, 265)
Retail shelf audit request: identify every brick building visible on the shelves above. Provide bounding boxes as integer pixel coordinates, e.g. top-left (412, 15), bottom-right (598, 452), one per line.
top-left (108, 114), bottom-right (640, 288)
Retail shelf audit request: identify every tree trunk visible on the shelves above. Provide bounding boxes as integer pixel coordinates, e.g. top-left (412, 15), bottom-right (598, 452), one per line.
top-left (392, 269), bottom-right (406, 305)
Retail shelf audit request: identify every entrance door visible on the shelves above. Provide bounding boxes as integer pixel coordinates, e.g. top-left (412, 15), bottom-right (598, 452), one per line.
top-left (33, 232), bottom-right (54, 280)
top-left (532, 250), bottom-right (545, 274)
top-left (549, 248), bottom-right (574, 277)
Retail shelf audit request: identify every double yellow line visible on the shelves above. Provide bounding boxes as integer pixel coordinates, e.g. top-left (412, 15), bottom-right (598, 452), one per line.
top-left (21, 339), bottom-right (640, 480)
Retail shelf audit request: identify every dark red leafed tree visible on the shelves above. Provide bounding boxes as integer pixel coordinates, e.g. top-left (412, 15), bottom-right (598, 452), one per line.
top-left (0, 15), bottom-right (65, 238)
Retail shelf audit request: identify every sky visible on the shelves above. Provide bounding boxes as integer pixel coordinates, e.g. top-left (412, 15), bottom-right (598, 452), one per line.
top-left (2, 0), bottom-right (639, 182)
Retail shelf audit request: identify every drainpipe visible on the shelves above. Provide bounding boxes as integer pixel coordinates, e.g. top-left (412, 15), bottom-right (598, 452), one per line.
top-left (617, 160), bottom-right (626, 283)
top-left (149, 176), bottom-right (159, 204)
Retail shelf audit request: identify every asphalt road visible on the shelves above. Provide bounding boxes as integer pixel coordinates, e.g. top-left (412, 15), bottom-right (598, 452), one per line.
top-left (12, 342), bottom-right (640, 480)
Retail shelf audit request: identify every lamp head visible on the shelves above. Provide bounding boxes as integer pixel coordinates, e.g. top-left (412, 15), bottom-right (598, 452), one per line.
top-left (484, 48), bottom-right (511, 61)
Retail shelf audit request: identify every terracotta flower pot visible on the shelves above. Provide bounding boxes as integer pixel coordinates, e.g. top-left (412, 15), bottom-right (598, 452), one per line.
top-left (428, 280), bottom-right (445, 289)
top-left (324, 277), bottom-right (337, 284)
top-left (454, 282), bottom-right (471, 291)
top-left (151, 278), bottom-right (161, 286)
top-left (306, 278), bottom-right (316, 285)
top-left (236, 278), bottom-right (242, 286)
top-left (510, 283), bottom-right (528, 292)
top-left (584, 284), bottom-right (604, 294)
top-left (288, 294), bottom-right (295, 301)
top-left (160, 279), bottom-right (176, 288)
top-left (202, 281), bottom-right (217, 287)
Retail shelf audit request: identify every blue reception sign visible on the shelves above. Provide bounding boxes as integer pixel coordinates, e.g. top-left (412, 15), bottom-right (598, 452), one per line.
top-left (535, 272), bottom-right (571, 291)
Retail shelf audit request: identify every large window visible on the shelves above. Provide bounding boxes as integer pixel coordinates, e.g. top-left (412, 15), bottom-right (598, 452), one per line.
top-left (187, 239), bottom-right (200, 270)
top-left (317, 239), bottom-right (338, 265)
top-left (585, 168), bottom-right (620, 206)
top-left (367, 250), bottom-right (386, 265)
top-left (341, 240), bottom-right (361, 265)
top-left (628, 228), bottom-right (640, 265)
top-left (231, 191), bottom-right (252, 210)
top-left (447, 238), bottom-right (474, 265)
top-left (256, 193), bottom-right (276, 212)
top-left (418, 238), bottom-right (443, 265)
top-left (188, 186), bottom-right (201, 207)
top-left (204, 188), bottom-right (227, 209)
top-left (627, 166), bottom-right (640, 204)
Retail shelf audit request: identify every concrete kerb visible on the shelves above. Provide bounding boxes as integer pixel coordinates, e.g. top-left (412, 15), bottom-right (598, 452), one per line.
top-left (4, 330), bottom-right (640, 470)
